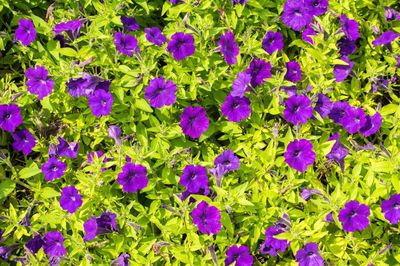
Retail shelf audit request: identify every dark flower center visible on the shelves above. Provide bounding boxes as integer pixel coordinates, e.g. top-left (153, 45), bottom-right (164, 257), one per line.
top-left (189, 172), bottom-right (197, 180)
top-left (4, 113), bottom-right (11, 120)
top-left (154, 86), bottom-right (164, 96)
top-left (307, 251), bottom-right (314, 256)
top-left (232, 253), bottom-right (239, 260)
top-left (313, 1), bottom-right (319, 7)
top-left (294, 9), bottom-right (302, 16)
top-left (101, 99), bottom-right (107, 107)
top-left (393, 203), bottom-right (400, 209)
top-left (349, 210), bottom-right (357, 218)
top-left (176, 39), bottom-right (185, 48)
top-left (222, 160), bottom-right (230, 166)
top-left (293, 105), bottom-right (300, 112)
top-left (51, 166), bottom-right (58, 172)
top-left (293, 149), bottom-right (301, 157)
top-left (232, 101), bottom-right (240, 108)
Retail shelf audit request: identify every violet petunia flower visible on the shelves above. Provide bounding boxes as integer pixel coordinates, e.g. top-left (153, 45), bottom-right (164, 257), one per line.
top-left (302, 24), bottom-right (319, 44)
top-left (300, 187), bottom-right (323, 201)
top-left (0, 245), bottom-right (18, 261)
top-left (0, 104), bottom-right (23, 132)
top-left (191, 201), bottom-right (221, 235)
top-left (12, 129), bottom-right (36, 155)
top-left (25, 66), bottom-right (55, 100)
top-left (381, 194), bottom-right (400, 224)
top-left (328, 101), bottom-right (351, 124)
top-left (41, 158), bottom-right (67, 182)
top-left (53, 19), bottom-right (82, 40)
top-left (334, 56), bottom-right (354, 82)
top-left (359, 112), bottom-right (382, 137)
top-left (324, 212), bottom-right (334, 222)
top-left (117, 162), bottom-right (148, 193)
top-left (144, 77), bottom-right (177, 108)
top-left (15, 19), bottom-right (36, 46)
top-left (231, 72), bottom-right (251, 97)
top-left (87, 151), bottom-right (105, 163)
top-left (221, 95), bottom-right (251, 122)
top-left (295, 242), bottom-right (325, 266)
top-left (180, 106), bottom-right (209, 138)
top-left (232, 0), bottom-right (248, 5)
top-left (60, 186), bottom-right (82, 213)
top-left (283, 95), bottom-right (313, 125)
top-left (112, 253), bottom-right (130, 266)
top-left (121, 16), bottom-right (140, 31)
top-left (384, 7), bottom-right (400, 21)
top-left (259, 226), bottom-right (290, 256)
top-left (214, 150), bottom-right (240, 172)
top-left (66, 74), bottom-right (111, 98)
top-left (57, 137), bottom-right (79, 158)
top-left (43, 231), bottom-right (67, 257)
top-left (108, 125), bottom-right (122, 146)
top-left (372, 31), bottom-right (400, 46)
top-left (26, 234), bottom-right (44, 254)
top-left (83, 212), bottom-right (119, 241)
top-left (305, 0), bottom-right (328, 16)
top-left (281, 0), bottom-right (313, 31)
top-left (326, 132), bottom-right (349, 170)
top-left (209, 164), bottom-right (229, 187)
top-left (218, 31), bottom-right (240, 65)
top-left (180, 165), bottom-right (208, 193)
top-left (371, 77), bottom-right (389, 93)
top-left (337, 37), bottom-right (357, 56)
top-left (338, 200), bottom-right (370, 233)
top-left (246, 58), bottom-right (271, 88)
top-left (170, 0), bottom-right (184, 4)
top-left (144, 27), bottom-right (167, 46)
top-left (181, 182), bottom-right (210, 202)
top-left (114, 32), bottom-right (140, 56)
top-left (167, 32), bottom-right (195, 60)
top-left (340, 15), bottom-right (360, 41)
top-left (262, 31), bottom-right (284, 54)
top-left (314, 93), bottom-right (332, 118)
top-left (284, 139), bottom-right (316, 172)
top-left (88, 90), bottom-right (113, 117)
top-left (225, 245), bottom-right (253, 266)
top-left (341, 107), bottom-right (366, 134)
top-left (284, 61), bottom-right (302, 82)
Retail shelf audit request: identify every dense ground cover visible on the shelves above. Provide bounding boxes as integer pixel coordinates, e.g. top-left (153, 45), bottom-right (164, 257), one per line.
top-left (0, 0), bottom-right (400, 265)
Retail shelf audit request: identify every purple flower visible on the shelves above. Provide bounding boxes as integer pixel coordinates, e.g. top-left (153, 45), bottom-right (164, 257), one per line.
top-left (225, 245), bottom-right (253, 266)
top-left (245, 59), bottom-right (271, 88)
top-left (26, 234), bottom-right (44, 254)
top-left (144, 27), bottom-right (167, 46)
top-left (281, 85), bottom-right (298, 96)
top-left (15, 19), bottom-right (36, 46)
top-left (170, 0), bottom-right (184, 4)
top-left (381, 194), bottom-right (400, 224)
top-left (328, 101), bottom-right (351, 124)
top-left (41, 158), bottom-right (67, 182)
top-left (112, 253), bottom-right (130, 266)
top-left (57, 137), bottom-right (79, 158)
top-left (25, 66), bottom-right (55, 100)
top-left (191, 201), bottom-right (221, 235)
top-left (385, 7), bottom-right (400, 21)
top-left (12, 129), bottom-right (36, 155)
top-left (209, 164), bottom-right (229, 187)
top-left (117, 162), bottom-right (148, 193)
top-left (0, 104), bottom-right (23, 132)
top-left (88, 90), bottom-right (113, 117)
top-left (262, 31), bottom-right (284, 54)
top-left (371, 77), bottom-right (389, 93)
top-left (43, 231), bottom-right (67, 257)
top-left (359, 112), bottom-right (382, 137)
top-left (341, 107), bottom-right (366, 134)
top-left (221, 95), bottom-right (251, 122)
top-left (167, 32), bottom-right (195, 60)
top-left (284, 139), bottom-right (316, 172)
top-left (324, 212), bottom-right (334, 222)
top-left (214, 150), bottom-right (240, 172)
top-left (232, 0), bottom-right (248, 5)
top-left (337, 37), bottom-right (357, 56)
top-left (283, 95), bottom-right (313, 125)
top-left (83, 212), bottom-right (119, 241)
top-left (108, 125), bottom-right (122, 146)
top-left (60, 186), bottom-right (82, 213)
top-left (121, 16), bottom-right (140, 31)
top-left (180, 106), bottom-right (209, 138)
top-left (295, 242), bottom-right (325, 266)
top-left (338, 200), bottom-right (370, 232)
top-left (231, 72), bottom-right (251, 97)
top-left (0, 245), bottom-right (18, 260)
top-left (181, 182), bottom-right (210, 202)
top-left (314, 93), bottom-right (332, 118)
top-left (305, 0), bottom-right (328, 16)
top-left (218, 31), bottom-right (240, 65)
top-left (144, 77), bottom-right (177, 108)
top-left (340, 15), bottom-right (360, 41)
top-left (281, 0), bottom-right (313, 31)
top-left (259, 226), bottom-right (290, 256)
top-left (66, 74), bottom-right (111, 98)
top-left (180, 165), bottom-right (208, 193)
top-left (334, 56), bottom-right (354, 82)
top-left (54, 19), bottom-right (82, 40)
top-left (300, 187), bottom-right (322, 201)
top-left (372, 31), bottom-right (400, 46)
top-left (302, 24), bottom-right (318, 44)
top-left (87, 151), bottom-right (105, 163)
top-left (326, 133), bottom-right (349, 170)
top-left (284, 61), bottom-right (302, 82)
top-left (114, 32), bottom-right (140, 56)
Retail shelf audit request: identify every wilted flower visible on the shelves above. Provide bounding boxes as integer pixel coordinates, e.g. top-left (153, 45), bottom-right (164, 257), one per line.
top-left (340, 15), bottom-right (360, 41)
top-left (167, 32), bottom-right (195, 60)
top-left (112, 253), bottom-right (130, 266)
top-left (43, 231), bottom-right (67, 257)
top-left (108, 125), bottom-right (122, 146)
top-left (372, 31), bottom-right (400, 46)
top-left (295, 242), bottom-right (325, 266)
top-left (0, 245), bottom-right (18, 261)
top-left (338, 200), bottom-right (370, 232)
top-left (180, 106), bottom-right (209, 138)
top-left (337, 37), bottom-right (357, 56)
top-left (300, 187), bottom-right (323, 201)
top-left (259, 226), bottom-right (290, 256)
top-left (281, 0), bottom-right (312, 31)
top-left (59, 186), bottom-right (82, 213)
top-left (333, 56), bottom-right (354, 82)
top-left (191, 201), bottom-right (221, 235)
top-left (246, 58), bottom-right (271, 88)
top-left (53, 19), bottom-right (82, 40)
top-left (231, 72), bottom-right (251, 97)
top-left (214, 150), bottom-right (240, 172)
top-left (384, 7), bottom-right (400, 21)
top-left (179, 165), bottom-right (208, 193)
top-left (326, 132), bottom-right (349, 170)
top-left (25, 66), bottom-right (54, 100)
top-left (283, 95), bottom-right (313, 125)
top-left (381, 194), bottom-right (400, 224)
top-left (83, 212), bottom-right (119, 241)
top-left (262, 31), bottom-right (284, 54)
top-left (359, 112), bottom-right (382, 137)
top-left (57, 137), bottom-right (79, 158)
top-left (144, 27), bottom-right (167, 46)
top-left (218, 31), bottom-right (239, 65)
top-left (371, 77), bottom-right (389, 93)
top-left (144, 77), bottom-right (177, 108)
top-left (284, 139), bottom-right (316, 172)
top-left (117, 162), bottom-right (148, 193)
top-left (88, 90), bottom-right (113, 117)
top-left (284, 61), bottom-right (302, 82)
top-left (12, 129), bottom-right (36, 155)
top-left (26, 234), bottom-right (44, 254)
top-left (41, 158), bottom-right (67, 182)
top-left (225, 245), bottom-right (253, 266)
top-left (0, 104), bottom-right (23, 132)
top-left (15, 19), bottom-right (36, 46)
top-left (121, 16), bottom-right (139, 31)
top-left (114, 32), bottom-right (140, 56)
top-left (221, 95), bottom-right (251, 122)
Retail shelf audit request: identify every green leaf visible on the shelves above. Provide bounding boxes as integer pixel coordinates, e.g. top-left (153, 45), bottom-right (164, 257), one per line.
top-left (134, 98), bottom-right (153, 113)
top-left (0, 180), bottom-right (15, 199)
top-left (19, 163), bottom-right (41, 179)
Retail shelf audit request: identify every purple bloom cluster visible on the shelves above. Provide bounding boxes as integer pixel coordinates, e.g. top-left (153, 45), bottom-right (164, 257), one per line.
top-left (15, 19), bottom-right (36, 46)
top-left (117, 162), bottom-right (148, 193)
top-left (210, 150), bottom-right (240, 186)
top-left (262, 31), bottom-right (284, 54)
top-left (144, 77), bottom-right (177, 108)
top-left (221, 95), bottom-right (251, 122)
top-left (246, 58), bottom-right (271, 88)
top-left (284, 95), bottom-right (313, 125)
top-left (180, 165), bottom-right (208, 194)
top-left (284, 139), bottom-right (316, 172)
top-left (114, 32), bottom-right (140, 56)
top-left (180, 106), bottom-right (209, 138)
top-left (121, 16), bottom-right (140, 31)
top-left (381, 194), bottom-right (400, 224)
top-left (167, 32), bottom-right (195, 60)
top-left (191, 201), bottom-right (221, 235)
top-left (334, 56), bottom-right (354, 82)
top-left (59, 186), bottom-right (82, 213)
top-left (259, 225), bottom-right (290, 256)
top-left (295, 242), bottom-right (325, 266)
top-left (231, 72), bottom-right (251, 97)
top-left (145, 27), bottom-right (167, 46)
top-left (225, 245), bottom-right (253, 266)
top-left (12, 129), bottom-right (36, 155)
top-left (372, 31), bottom-right (399, 47)
top-left (43, 231), bottom-right (67, 257)
top-left (285, 61), bottom-right (302, 82)
top-left (326, 133), bottom-right (349, 170)
top-left (41, 158), bottom-right (67, 182)
top-left (54, 19), bottom-right (82, 41)
top-left (112, 253), bottom-right (130, 266)
top-left (0, 104), bottom-right (23, 132)
top-left (57, 137), bottom-right (79, 158)
top-left (338, 200), bottom-right (370, 232)
top-left (84, 212), bottom-right (119, 241)
top-left (25, 66), bottom-right (54, 100)
top-left (218, 31), bottom-right (240, 65)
